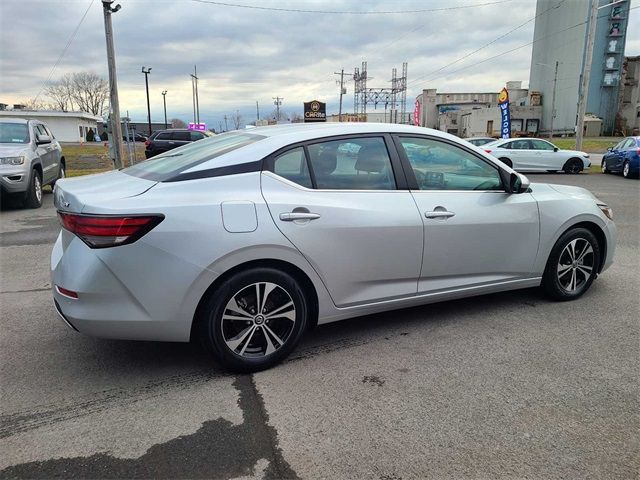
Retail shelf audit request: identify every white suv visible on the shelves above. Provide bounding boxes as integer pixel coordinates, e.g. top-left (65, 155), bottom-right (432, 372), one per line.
top-left (0, 118), bottom-right (65, 208)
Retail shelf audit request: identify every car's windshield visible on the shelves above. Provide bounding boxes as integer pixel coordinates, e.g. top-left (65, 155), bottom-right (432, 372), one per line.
top-left (0, 123), bottom-right (30, 144)
top-left (123, 131), bottom-right (264, 181)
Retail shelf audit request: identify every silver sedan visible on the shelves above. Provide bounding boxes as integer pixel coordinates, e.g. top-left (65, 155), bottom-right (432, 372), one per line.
top-left (51, 123), bottom-right (616, 371)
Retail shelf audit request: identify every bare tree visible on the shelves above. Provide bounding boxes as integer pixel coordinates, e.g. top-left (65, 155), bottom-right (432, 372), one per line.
top-left (232, 110), bottom-right (243, 130)
top-left (290, 112), bottom-right (303, 123)
top-left (171, 118), bottom-right (187, 128)
top-left (270, 109), bottom-right (288, 122)
top-left (45, 74), bottom-right (75, 111)
top-left (69, 72), bottom-right (109, 115)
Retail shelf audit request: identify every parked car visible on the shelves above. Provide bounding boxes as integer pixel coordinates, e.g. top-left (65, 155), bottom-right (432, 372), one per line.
top-left (466, 137), bottom-right (495, 147)
top-left (0, 118), bottom-right (65, 208)
top-left (52, 123), bottom-right (616, 371)
top-left (483, 138), bottom-right (591, 174)
top-left (144, 128), bottom-right (212, 158)
top-left (123, 132), bottom-right (148, 143)
top-left (601, 136), bottom-right (639, 179)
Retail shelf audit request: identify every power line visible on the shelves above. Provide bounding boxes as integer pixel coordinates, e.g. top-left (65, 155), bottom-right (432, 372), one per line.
top-left (190, 0), bottom-right (512, 14)
top-left (34, 0), bottom-right (95, 103)
top-left (409, 5), bottom-right (639, 88)
top-left (407, 0), bottom-right (566, 88)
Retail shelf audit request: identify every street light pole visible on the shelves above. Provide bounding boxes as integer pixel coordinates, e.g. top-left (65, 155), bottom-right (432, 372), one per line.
top-left (141, 66), bottom-right (152, 136)
top-left (101, 0), bottom-right (123, 169)
top-left (162, 90), bottom-right (167, 129)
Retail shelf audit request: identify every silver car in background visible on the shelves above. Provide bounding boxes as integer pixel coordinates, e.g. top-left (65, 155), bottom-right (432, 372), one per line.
top-left (0, 118), bottom-right (65, 208)
top-left (51, 123), bottom-right (616, 371)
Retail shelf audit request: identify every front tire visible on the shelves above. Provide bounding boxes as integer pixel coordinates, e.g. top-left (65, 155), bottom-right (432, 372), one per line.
top-left (542, 228), bottom-right (600, 301)
top-left (601, 161), bottom-right (609, 174)
top-left (24, 169), bottom-right (43, 209)
top-left (198, 268), bottom-right (308, 372)
top-left (563, 158), bottom-right (583, 174)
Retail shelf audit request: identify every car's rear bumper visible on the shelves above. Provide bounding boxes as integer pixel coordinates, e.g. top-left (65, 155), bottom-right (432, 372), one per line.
top-left (50, 231), bottom-right (196, 342)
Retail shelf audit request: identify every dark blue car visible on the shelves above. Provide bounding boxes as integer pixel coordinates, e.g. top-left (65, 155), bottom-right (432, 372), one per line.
top-left (601, 136), bottom-right (640, 179)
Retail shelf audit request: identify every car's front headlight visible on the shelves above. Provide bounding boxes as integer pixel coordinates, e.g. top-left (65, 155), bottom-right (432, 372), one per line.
top-left (583, 154), bottom-right (590, 159)
top-left (0, 156), bottom-right (25, 165)
top-left (598, 204), bottom-right (613, 220)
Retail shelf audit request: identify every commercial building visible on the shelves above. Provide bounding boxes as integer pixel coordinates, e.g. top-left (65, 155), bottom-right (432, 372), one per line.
top-left (618, 55), bottom-right (640, 135)
top-left (327, 112), bottom-right (411, 123)
top-left (413, 81), bottom-right (541, 137)
top-left (528, 0), bottom-right (631, 136)
top-left (0, 109), bottom-right (103, 142)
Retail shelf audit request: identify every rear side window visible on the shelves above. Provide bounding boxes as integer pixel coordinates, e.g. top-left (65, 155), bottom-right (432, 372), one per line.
top-left (155, 132), bottom-right (172, 141)
top-left (123, 132), bottom-right (264, 181)
top-left (273, 147), bottom-right (312, 188)
top-left (306, 137), bottom-right (395, 190)
top-left (173, 131), bottom-right (191, 141)
top-left (511, 140), bottom-right (531, 150)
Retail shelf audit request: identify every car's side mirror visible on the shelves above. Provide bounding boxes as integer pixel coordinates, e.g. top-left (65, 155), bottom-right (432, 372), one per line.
top-left (553, 147), bottom-right (558, 152)
top-left (36, 134), bottom-right (51, 145)
top-left (500, 169), bottom-right (529, 194)
top-left (606, 147), bottom-right (613, 152)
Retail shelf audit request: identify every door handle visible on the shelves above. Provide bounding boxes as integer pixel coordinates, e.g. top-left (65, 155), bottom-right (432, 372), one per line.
top-left (279, 212), bottom-right (321, 221)
top-left (425, 210), bottom-right (455, 219)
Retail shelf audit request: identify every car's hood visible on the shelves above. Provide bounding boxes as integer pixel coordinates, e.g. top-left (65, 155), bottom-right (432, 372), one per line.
top-left (0, 144), bottom-right (31, 157)
top-left (532, 182), bottom-right (603, 204)
top-left (54, 170), bottom-right (158, 213)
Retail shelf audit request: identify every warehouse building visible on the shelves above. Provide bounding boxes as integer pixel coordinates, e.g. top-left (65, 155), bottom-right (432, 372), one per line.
top-left (0, 109), bottom-right (103, 142)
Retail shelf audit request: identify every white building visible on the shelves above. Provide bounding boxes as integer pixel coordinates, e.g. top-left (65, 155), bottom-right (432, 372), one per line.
top-left (0, 110), bottom-right (103, 142)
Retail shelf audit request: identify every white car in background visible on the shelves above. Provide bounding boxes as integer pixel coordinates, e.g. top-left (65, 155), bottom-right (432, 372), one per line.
top-left (483, 138), bottom-right (591, 174)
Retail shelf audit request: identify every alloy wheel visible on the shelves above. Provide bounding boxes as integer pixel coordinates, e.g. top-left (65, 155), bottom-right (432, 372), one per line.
top-left (566, 160), bottom-right (581, 174)
top-left (556, 238), bottom-right (594, 292)
top-left (623, 162), bottom-right (630, 178)
top-left (34, 174), bottom-right (42, 203)
top-left (221, 282), bottom-right (296, 358)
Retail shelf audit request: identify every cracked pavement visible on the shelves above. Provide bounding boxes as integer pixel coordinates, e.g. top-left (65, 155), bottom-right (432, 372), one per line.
top-left (1, 172), bottom-right (638, 479)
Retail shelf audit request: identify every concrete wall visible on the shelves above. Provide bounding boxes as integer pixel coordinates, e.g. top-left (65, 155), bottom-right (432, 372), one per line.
top-left (458, 106), bottom-right (542, 138)
top-left (619, 56), bottom-right (640, 135)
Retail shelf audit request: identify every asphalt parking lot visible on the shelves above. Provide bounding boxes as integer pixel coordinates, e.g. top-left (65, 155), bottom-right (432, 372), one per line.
top-left (1, 170), bottom-right (638, 479)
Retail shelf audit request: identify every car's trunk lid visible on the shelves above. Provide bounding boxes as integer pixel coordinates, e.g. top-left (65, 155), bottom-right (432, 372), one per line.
top-left (54, 170), bottom-right (157, 213)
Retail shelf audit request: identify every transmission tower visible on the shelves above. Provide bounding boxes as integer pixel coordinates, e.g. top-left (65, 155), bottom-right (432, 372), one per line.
top-left (353, 61), bottom-right (408, 124)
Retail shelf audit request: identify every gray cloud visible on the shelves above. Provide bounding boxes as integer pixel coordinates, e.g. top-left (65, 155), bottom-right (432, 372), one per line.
top-left (1, 0), bottom-right (638, 130)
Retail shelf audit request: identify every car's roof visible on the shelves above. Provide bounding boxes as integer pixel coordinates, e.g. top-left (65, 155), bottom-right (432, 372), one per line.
top-left (468, 136), bottom-right (495, 140)
top-left (0, 117), bottom-right (30, 124)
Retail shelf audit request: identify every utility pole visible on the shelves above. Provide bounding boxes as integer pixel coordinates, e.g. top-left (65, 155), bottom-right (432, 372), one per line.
top-left (102, 0), bottom-right (123, 169)
top-left (141, 66), bottom-right (152, 136)
top-left (334, 70), bottom-right (352, 122)
top-left (550, 61), bottom-right (559, 139)
top-left (575, 0), bottom-right (598, 151)
top-left (272, 96), bottom-right (283, 122)
top-left (256, 100), bottom-right (260, 121)
top-left (161, 90), bottom-right (168, 129)
top-left (190, 65), bottom-right (200, 124)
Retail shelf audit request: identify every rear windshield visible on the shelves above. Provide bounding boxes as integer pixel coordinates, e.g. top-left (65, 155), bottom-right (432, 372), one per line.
top-left (0, 123), bottom-right (30, 144)
top-left (122, 132), bottom-right (264, 181)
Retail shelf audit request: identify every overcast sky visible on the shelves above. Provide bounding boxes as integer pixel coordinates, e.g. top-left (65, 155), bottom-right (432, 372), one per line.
top-left (1, 0), bottom-right (638, 130)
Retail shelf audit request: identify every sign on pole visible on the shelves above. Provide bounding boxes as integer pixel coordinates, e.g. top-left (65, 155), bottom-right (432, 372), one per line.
top-left (303, 100), bottom-right (326, 122)
top-left (498, 88), bottom-right (511, 139)
top-left (188, 122), bottom-right (207, 131)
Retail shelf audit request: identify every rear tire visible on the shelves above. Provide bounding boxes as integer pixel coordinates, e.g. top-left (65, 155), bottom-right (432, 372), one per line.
top-left (24, 169), bottom-right (43, 209)
top-left (542, 227), bottom-right (600, 301)
top-left (563, 158), bottom-right (583, 174)
top-left (498, 157), bottom-right (512, 168)
top-left (198, 268), bottom-right (308, 372)
top-left (622, 160), bottom-right (636, 179)
top-left (51, 161), bottom-right (65, 188)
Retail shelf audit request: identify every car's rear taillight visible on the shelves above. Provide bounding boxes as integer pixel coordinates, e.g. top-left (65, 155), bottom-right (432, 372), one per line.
top-left (484, 149), bottom-right (492, 153)
top-left (57, 212), bottom-right (164, 248)
top-left (144, 140), bottom-right (151, 147)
